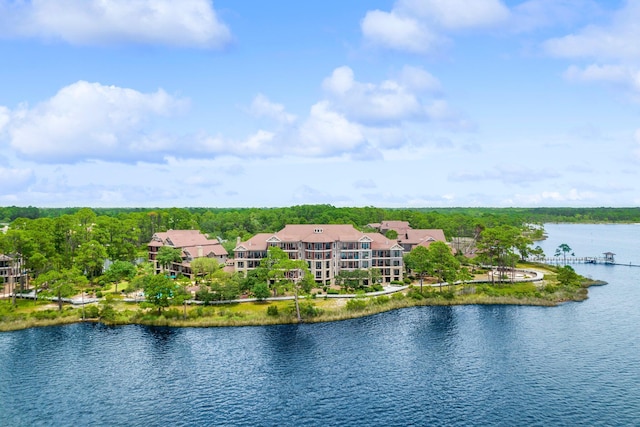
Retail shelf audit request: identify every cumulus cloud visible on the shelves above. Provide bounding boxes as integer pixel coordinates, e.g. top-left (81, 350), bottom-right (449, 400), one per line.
top-left (4, 81), bottom-right (188, 163)
top-left (322, 65), bottom-right (445, 124)
top-left (544, 1), bottom-right (640, 61)
top-left (249, 94), bottom-right (297, 124)
top-left (361, 0), bottom-right (508, 53)
top-left (297, 101), bottom-right (366, 157)
top-left (195, 130), bottom-right (279, 158)
top-left (0, 0), bottom-right (231, 48)
top-left (361, 10), bottom-right (439, 54)
top-left (544, 1), bottom-right (640, 100)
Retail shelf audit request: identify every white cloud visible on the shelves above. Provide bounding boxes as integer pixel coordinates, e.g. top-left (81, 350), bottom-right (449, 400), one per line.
top-left (0, 106), bottom-right (9, 132)
top-left (0, 0), bottom-right (231, 48)
top-left (297, 101), bottom-right (365, 157)
top-left (510, 0), bottom-right (600, 33)
top-left (322, 66), bottom-right (441, 124)
top-left (361, 10), bottom-right (438, 54)
top-left (4, 81), bottom-right (187, 163)
top-left (249, 94), bottom-right (296, 124)
top-left (195, 130), bottom-right (279, 158)
top-left (361, 0), bottom-right (508, 53)
top-left (397, 0), bottom-right (509, 29)
top-left (399, 65), bottom-right (442, 92)
top-left (564, 64), bottom-right (640, 93)
top-left (544, 1), bottom-right (640, 60)
top-left (0, 166), bottom-right (35, 193)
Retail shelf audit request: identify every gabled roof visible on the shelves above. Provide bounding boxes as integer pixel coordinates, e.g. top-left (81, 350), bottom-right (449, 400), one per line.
top-left (380, 220), bottom-right (411, 232)
top-left (365, 233), bottom-right (403, 250)
top-left (234, 233), bottom-right (272, 251)
top-left (152, 229), bottom-right (217, 248)
top-left (399, 229), bottom-right (446, 246)
top-left (183, 244), bottom-right (228, 258)
top-left (150, 230), bottom-right (227, 259)
top-left (277, 224), bottom-right (365, 242)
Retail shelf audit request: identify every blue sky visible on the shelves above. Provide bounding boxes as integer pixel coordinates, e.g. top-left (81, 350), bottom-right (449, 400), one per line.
top-left (1, 0), bottom-right (639, 208)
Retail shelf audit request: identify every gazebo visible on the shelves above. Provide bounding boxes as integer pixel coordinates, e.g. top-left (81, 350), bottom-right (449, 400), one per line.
top-left (603, 252), bottom-right (615, 264)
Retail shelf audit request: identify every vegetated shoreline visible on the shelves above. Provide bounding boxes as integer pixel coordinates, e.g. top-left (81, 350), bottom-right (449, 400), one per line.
top-left (0, 267), bottom-right (605, 332)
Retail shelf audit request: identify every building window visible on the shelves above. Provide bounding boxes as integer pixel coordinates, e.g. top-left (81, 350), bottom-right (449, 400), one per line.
top-left (316, 261), bottom-right (321, 270)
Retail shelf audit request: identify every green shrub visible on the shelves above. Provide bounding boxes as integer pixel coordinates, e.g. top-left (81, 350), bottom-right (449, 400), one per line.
top-left (95, 291), bottom-right (103, 298)
top-left (84, 305), bottom-right (100, 318)
top-left (346, 298), bottom-right (367, 311)
top-left (99, 305), bottom-right (117, 322)
top-left (407, 288), bottom-right (424, 300)
top-left (266, 305), bottom-right (279, 316)
top-left (31, 309), bottom-right (59, 320)
top-left (326, 289), bottom-right (339, 295)
top-left (373, 296), bottom-right (390, 305)
top-left (442, 290), bottom-right (455, 300)
top-left (391, 292), bottom-right (405, 300)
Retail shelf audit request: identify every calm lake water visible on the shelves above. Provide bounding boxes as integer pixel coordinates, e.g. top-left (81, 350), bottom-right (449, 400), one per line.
top-left (1, 224), bottom-right (639, 426)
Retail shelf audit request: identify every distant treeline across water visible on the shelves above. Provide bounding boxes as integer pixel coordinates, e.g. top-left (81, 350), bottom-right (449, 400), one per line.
top-left (2, 205), bottom-right (639, 243)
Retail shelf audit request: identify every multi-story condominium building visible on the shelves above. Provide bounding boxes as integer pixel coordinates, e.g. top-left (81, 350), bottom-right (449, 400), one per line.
top-left (234, 224), bottom-right (405, 284)
top-left (148, 230), bottom-right (228, 278)
top-left (369, 220), bottom-right (447, 252)
top-left (0, 253), bottom-right (25, 289)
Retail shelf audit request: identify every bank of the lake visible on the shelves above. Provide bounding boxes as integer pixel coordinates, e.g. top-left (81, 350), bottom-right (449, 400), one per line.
top-left (0, 264), bottom-right (598, 332)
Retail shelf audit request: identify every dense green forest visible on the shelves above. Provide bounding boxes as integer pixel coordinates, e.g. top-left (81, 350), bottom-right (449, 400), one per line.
top-left (2, 205), bottom-right (639, 238)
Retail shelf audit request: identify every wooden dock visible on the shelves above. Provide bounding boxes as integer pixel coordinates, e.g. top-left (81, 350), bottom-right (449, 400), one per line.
top-left (527, 253), bottom-right (640, 267)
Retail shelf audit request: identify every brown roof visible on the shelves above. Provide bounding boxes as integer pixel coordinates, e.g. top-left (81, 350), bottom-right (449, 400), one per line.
top-left (399, 229), bottom-right (446, 246)
top-left (365, 233), bottom-right (403, 250)
top-left (380, 220), bottom-right (411, 232)
top-left (236, 225), bottom-right (398, 251)
top-left (183, 244), bottom-right (228, 258)
top-left (277, 224), bottom-right (365, 242)
top-left (235, 233), bottom-right (272, 251)
top-left (153, 230), bottom-right (218, 248)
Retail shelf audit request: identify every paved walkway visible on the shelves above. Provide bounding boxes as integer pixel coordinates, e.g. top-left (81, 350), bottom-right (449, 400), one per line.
top-left (7, 268), bottom-right (544, 306)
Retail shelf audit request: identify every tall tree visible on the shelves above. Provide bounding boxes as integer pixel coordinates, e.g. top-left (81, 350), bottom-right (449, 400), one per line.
top-left (75, 240), bottom-right (108, 279)
top-left (142, 274), bottom-right (179, 315)
top-left (426, 241), bottom-right (461, 291)
top-left (104, 260), bottom-right (137, 292)
top-left (156, 246), bottom-right (183, 273)
top-left (476, 225), bottom-right (521, 284)
top-left (266, 246), bottom-right (310, 322)
top-left (190, 257), bottom-right (220, 283)
top-left (554, 243), bottom-right (574, 265)
top-left (404, 246), bottom-right (430, 292)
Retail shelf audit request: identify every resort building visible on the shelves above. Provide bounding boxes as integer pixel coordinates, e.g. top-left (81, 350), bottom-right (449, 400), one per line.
top-left (0, 253), bottom-right (26, 289)
top-left (148, 230), bottom-right (228, 278)
top-left (234, 224), bottom-right (405, 284)
top-left (368, 221), bottom-right (447, 252)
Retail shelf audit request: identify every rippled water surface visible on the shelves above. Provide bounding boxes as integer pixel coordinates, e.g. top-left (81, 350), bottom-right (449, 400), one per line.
top-left (1, 224), bottom-right (639, 426)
